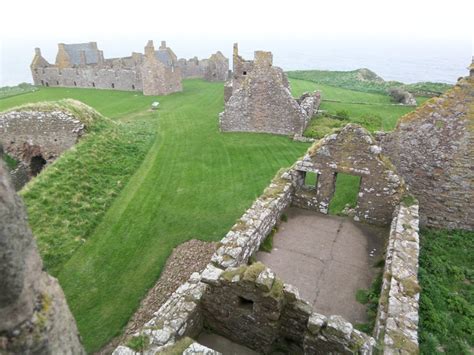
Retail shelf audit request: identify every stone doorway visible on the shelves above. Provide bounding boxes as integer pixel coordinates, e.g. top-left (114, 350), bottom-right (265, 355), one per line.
top-left (328, 173), bottom-right (362, 215)
top-left (30, 155), bottom-right (47, 177)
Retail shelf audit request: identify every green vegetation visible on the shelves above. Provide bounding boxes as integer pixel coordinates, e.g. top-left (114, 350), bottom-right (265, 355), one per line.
top-left (3, 152), bottom-right (19, 170)
top-left (0, 83), bottom-right (38, 99)
top-left (304, 171), bottom-right (318, 187)
top-left (259, 227), bottom-right (277, 253)
top-left (287, 69), bottom-right (452, 95)
top-left (126, 335), bottom-right (149, 352)
top-left (0, 81), bottom-right (310, 352)
top-left (419, 229), bottom-right (473, 354)
top-left (328, 173), bottom-right (361, 215)
top-left (354, 264), bottom-right (384, 334)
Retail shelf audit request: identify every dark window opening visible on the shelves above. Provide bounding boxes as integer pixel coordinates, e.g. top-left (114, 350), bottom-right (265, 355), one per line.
top-left (74, 81), bottom-right (77, 86)
top-left (132, 84), bottom-right (135, 90)
top-left (304, 171), bottom-right (318, 189)
top-left (40, 80), bottom-right (44, 86)
top-left (92, 82), bottom-right (95, 87)
top-left (237, 296), bottom-right (254, 312)
top-left (30, 155), bottom-right (47, 177)
top-left (56, 80), bottom-right (59, 85)
top-left (111, 83), bottom-right (115, 89)
top-left (328, 173), bottom-right (361, 215)
top-left (243, 71), bottom-right (247, 75)
top-left (45, 82), bottom-right (49, 87)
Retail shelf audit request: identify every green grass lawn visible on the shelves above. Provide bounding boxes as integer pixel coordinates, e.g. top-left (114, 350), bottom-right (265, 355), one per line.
top-left (419, 229), bottom-right (473, 354)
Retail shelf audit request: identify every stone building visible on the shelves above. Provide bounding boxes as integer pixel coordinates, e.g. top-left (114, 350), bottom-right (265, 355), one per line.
top-left (177, 51), bottom-right (229, 81)
top-left (219, 43), bottom-right (320, 136)
top-left (378, 72), bottom-right (474, 230)
top-left (0, 147), bottom-right (85, 354)
top-left (31, 40), bottom-right (182, 96)
top-left (0, 100), bottom-right (99, 189)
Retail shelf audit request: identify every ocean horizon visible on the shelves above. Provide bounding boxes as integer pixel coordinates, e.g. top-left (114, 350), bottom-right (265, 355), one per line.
top-left (1, 37), bottom-right (471, 87)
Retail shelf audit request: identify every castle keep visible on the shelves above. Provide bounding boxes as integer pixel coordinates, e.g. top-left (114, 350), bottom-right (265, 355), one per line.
top-left (219, 43), bottom-right (320, 136)
top-left (31, 41), bottom-right (229, 96)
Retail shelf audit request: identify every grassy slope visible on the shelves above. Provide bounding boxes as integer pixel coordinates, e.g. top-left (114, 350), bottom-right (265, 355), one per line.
top-left (0, 81), bottom-right (310, 351)
top-left (419, 229), bottom-right (473, 354)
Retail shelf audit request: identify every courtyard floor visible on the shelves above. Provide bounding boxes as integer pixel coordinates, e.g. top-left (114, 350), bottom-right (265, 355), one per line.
top-left (256, 207), bottom-right (387, 324)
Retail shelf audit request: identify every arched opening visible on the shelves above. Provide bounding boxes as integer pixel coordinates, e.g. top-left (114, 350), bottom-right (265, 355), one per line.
top-left (111, 83), bottom-right (115, 89)
top-left (132, 84), bottom-right (135, 90)
top-left (74, 81), bottom-right (77, 86)
top-left (56, 80), bottom-right (59, 85)
top-left (30, 155), bottom-right (47, 176)
top-left (92, 82), bottom-right (95, 87)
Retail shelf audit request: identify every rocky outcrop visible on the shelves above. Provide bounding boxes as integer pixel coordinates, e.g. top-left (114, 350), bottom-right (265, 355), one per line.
top-left (0, 147), bottom-right (84, 354)
top-left (374, 199), bottom-right (420, 354)
top-left (219, 44), bottom-right (320, 136)
top-left (379, 76), bottom-right (474, 230)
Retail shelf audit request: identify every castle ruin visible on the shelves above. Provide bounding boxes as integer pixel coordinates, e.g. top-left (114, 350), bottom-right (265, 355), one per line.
top-left (31, 41), bottom-right (229, 96)
top-left (219, 44), bottom-right (320, 136)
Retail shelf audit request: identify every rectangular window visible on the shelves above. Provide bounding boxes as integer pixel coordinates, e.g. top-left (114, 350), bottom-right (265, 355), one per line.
top-left (328, 173), bottom-right (361, 215)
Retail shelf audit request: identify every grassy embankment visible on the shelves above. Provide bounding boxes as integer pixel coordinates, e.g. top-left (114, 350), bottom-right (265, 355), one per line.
top-left (0, 75), bottom-right (425, 351)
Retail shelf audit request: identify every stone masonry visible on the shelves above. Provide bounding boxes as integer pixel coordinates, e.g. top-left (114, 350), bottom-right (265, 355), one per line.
top-left (0, 147), bottom-right (85, 354)
top-left (178, 51), bottom-right (229, 82)
top-left (374, 200), bottom-right (421, 354)
top-left (293, 124), bottom-right (405, 225)
top-left (378, 75), bottom-right (474, 230)
top-left (31, 40), bottom-right (184, 96)
top-left (219, 43), bottom-right (320, 136)
top-left (0, 100), bottom-right (89, 189)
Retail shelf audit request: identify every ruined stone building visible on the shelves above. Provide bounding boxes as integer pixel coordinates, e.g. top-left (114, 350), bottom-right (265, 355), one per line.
top-left (178, 51), bottom-right (229, 81)
top-left (31, 40), bottom-right (183, 95)
top-left (219, 43), bottom-right (320, 136)
top-left (0, 100), bottom-right (99, 190)
top-left (378, 74), bottom-right (474, 230)
top-left (0, 147), bottom-right (85, 354)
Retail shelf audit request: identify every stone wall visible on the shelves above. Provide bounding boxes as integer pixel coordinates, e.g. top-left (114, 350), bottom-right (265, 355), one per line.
top-left (200, 263), bottom-right (375, 354)
top-left (31, 40), bottom-right (183, 96)
top-left (178, 52), bottom-right (229, 82)
top-left (0, 149), bottom-right (84, 354)
top-left (219, 44), bottom-right (320, 136)
top-left (0, 108), bottom-right (85, 188)
top-left (292, 124), bottom-right (405, 225)
top-left (374, 200), bottom-right (420, 354)
top-left (379, 76), bottom-right (473, 230)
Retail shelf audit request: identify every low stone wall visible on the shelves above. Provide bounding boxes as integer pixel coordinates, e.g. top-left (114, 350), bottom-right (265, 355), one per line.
top-left (374, 200), bottom-right (420, 354)
top-left (211, 169), bottom-right (294, 268)
top-left (201, 262), bottom-right (375, 354)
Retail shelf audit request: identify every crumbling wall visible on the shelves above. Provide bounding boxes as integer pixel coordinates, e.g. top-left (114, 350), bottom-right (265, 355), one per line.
top-left (178, 52), bottom-right (229, 82)
top-left (374, 199), bottom-right (420, 354)
top-left (293, 124), bottom-right (405, 225)
top-left (219, 44), bottom-right (320, 136)
top-left (0, 149), bottom-right (84, 354)
top-left (200, 263), bottom-right (375, 354)
top-left (379, 77), bottom-right (473, 230)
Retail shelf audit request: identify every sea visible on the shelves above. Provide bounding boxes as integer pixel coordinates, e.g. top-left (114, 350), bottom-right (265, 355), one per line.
top-left (0, 37), bottom-right (471, 87)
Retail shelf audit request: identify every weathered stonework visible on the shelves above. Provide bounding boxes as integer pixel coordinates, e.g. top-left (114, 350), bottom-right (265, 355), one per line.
top-left (178, 51), bottom-right (229, 82)
top-left (293, 124), bottom-right (405, 225)
top-left (379, 76), bottom-right (474, 230)
top-left (31, 40), bottom-right (183, 96)
top-left (0, 100), bottom-right (94, 189)
top-left (219, 43), bottom-right (320, 136)
top-left (0, 148), bottom-right (84, 354)
top-left (374, 200), bottom-right (420, 354)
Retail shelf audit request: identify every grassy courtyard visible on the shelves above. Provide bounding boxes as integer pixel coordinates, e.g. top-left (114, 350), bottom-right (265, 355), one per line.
top-left (0, 77), bottom-right (428, 351)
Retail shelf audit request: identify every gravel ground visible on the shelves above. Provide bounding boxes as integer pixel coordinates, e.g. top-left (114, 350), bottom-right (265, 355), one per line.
top-left (96, 239), bottom-right (217, 354)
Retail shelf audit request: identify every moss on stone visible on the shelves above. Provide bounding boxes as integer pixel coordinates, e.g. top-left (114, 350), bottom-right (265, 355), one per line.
top-left (389, 331), bottom-right (419, 354)
top-left (221, 265), bottom-right (246, 282)
top-left (400, 276), bottom-right (421, 297)
top-left (126, 334), bottom-right (150, 352)
top-left (160, 337), bottom-right (194, 355)
top-left (401, 194), bottom-right (418, 207)
top-left (243, 262), bottom-right (266, 282)
top-left (268, 277), bottom-right (284, 299)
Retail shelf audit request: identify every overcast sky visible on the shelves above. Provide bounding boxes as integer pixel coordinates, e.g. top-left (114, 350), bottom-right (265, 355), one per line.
top-left (2, 0), bottom-right (473, 41)
top-left (1, 0), bottom-right (473, 86)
